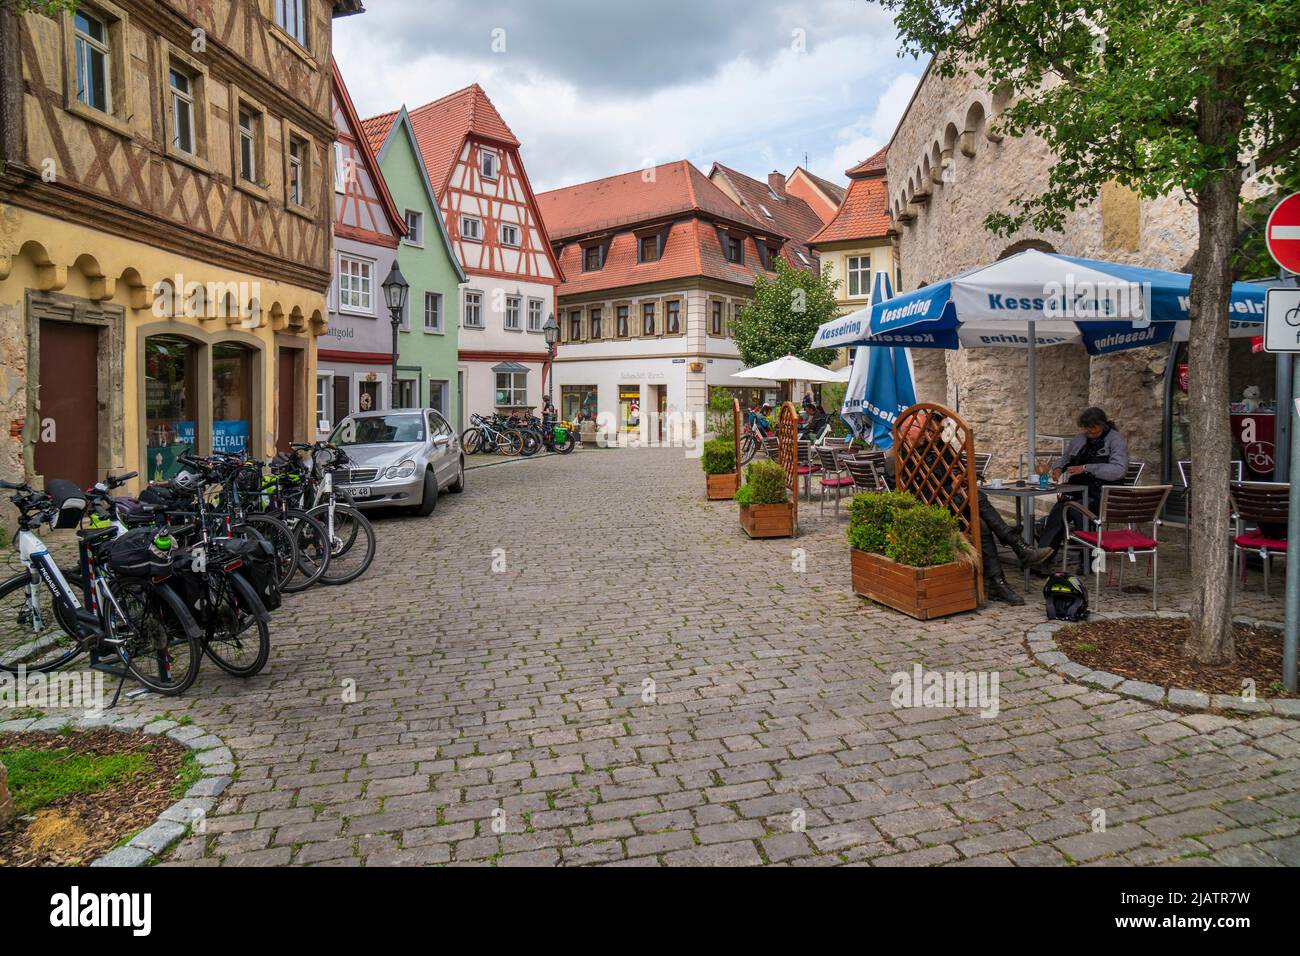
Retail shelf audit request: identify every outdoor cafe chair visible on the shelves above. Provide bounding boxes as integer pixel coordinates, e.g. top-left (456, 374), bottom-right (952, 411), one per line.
top-left (859, 449), bottom-right (890, 489)
top-left (1228, 481), bottom-right (1289, 601)
top-left (762, 435), bottom-right (780, 461)
top-left (844, 457), bottom-right (888, 493)
top-left (796, 439), bottom-right (820, 501)
top-left (1177, 459), bottom-right (1244, 567)
top-left (1121, 460), bottom-right (1145, 486)
top-left (816, 446), bottom-right (855, 516)
top-left (974, 452), bottom-right (992, 482)
top-left (1060, 484), bottom-right (1172, 610)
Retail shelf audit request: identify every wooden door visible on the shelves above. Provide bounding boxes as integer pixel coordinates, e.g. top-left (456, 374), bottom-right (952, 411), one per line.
top-left (35, 320), bottom-right (99, 487)
top-left (333, 375), bottom-right (350, 427)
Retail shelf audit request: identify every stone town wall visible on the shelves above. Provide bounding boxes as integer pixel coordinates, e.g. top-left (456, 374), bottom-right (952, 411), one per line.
top-left (887, 63), bottom-right (1200, 478)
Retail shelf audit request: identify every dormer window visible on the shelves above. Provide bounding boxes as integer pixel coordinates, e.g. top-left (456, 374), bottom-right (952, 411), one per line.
top-left (638, 235), bottom-right (659, 262)
top-left (580, 240), bottom-right (608, 272)
top-left (724, 235), bottom-right (743, 264)
top-left (758, 203), bottom-right (774, 220)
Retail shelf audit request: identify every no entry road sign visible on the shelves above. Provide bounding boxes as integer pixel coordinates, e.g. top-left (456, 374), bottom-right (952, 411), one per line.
top-left (1265, 288), bottom-right (1300, 352)
top-left (1267, 192), bottom-right (1300, 275)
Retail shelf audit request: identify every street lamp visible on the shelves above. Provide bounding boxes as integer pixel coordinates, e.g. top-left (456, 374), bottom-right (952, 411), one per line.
top-left (381, 261), bottom-right (409, 408)
top-left (542, 314), bottom-right (559, 409)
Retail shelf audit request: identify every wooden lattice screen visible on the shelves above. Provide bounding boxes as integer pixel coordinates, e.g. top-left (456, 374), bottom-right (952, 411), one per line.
top-left (892, 403), bottom-right (982, 598)
top-left (777, 400), bottom-right (799, 535)
top-left (732, 398), bottom-right (742, 476)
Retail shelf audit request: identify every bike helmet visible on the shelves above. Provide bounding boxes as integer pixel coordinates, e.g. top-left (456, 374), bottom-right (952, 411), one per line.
top-left (171, 469), bottom-right (201, 493)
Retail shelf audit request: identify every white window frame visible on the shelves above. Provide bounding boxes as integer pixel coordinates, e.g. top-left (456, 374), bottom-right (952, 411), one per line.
top-left (275, 0), bottom-right (308, 47)
top-left (527, 298), bottom-right (543, 333)
top-left (500, 223), bottom-right (520, 247)
top-left (460, 216), bottom-right (482, 242)
top-left (480, 149), bottom-right (498, 180)
top-left (504, 295), bottom-right (522, 331)
top-left (847, 255), bottom-right (871, 298)
top-left (355, 373), bottom-right (388, 414)
top-left (73, 10), bottom-right (112, 114)
top-left (495, 371), bottom-right (527, 407)
top-left (337, 254), bottom-right (374, 315)
top-left (333, 142), bottom-right (347, 194)
top-left (315, 371), bottom-right (333, 434)
top-left (404, 209), bottom-right (423, 246)
top-left (424, 291), bottom-right (443, 333)
top-left (168, 65), bottom-right (196, 155)
top-left (288, 135), bottom-right (307, 207)
top-left (239, 106), bottom-right (259, 183)
top-left (395, 376), bottom-right (419, 410)
top-left (463, 289), bottom-right (484, 328)
top-left (428, 379), bottom-right (450, 416)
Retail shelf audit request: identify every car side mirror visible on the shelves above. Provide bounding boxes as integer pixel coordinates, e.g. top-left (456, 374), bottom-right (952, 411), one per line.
top-left (433, 434), bottom-right (451, 446)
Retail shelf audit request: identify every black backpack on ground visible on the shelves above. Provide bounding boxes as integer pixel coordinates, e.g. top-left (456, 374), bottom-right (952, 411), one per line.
top-left (1043, 571), bottom-right (1089, 622)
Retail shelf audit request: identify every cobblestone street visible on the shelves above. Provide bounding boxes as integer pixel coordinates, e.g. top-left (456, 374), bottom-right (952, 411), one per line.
top-left (113, 448), bottom-right (1300, 866)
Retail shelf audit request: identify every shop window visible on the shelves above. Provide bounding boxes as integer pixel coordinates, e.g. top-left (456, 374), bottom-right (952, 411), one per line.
top-left (561, 385), bottom-right (597, 424)
top-left (144, 335), bottom-right (198, 481)
top-left (495, 371), bottom-right (527, 407)
top-left (212, 343), bottom-right (254, 456)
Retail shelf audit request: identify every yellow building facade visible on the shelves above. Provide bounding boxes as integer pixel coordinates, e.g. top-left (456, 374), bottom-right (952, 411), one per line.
top-left (0, 0), bottom-right (354, 498)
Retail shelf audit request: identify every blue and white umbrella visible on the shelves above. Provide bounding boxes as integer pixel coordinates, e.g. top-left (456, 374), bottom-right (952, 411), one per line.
top-left (841, 273), bottom-right (916, 449)
top-left (812, 249), bottom-right (1268, 466)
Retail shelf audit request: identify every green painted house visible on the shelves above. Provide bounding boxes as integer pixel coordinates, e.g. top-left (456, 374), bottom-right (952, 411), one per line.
top-left (366, 108), bottom-right (466, 429)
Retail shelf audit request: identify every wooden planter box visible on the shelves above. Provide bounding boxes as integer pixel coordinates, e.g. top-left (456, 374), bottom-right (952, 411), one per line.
top-left (850, 548), bottom-right (977, 620)
top-left (740, 502), bottom-right (795, 538)
top-left (706, 472), bottom-right (739, 500)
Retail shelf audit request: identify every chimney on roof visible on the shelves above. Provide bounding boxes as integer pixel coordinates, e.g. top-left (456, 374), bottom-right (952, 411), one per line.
top-left (768, 171), bottom-right (786, 196)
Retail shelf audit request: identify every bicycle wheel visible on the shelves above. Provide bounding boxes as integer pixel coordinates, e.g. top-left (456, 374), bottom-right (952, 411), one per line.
top-left (242, 514), bottom-right (299, 589)
top-left (0, 571), bottom-right (85, 674)
top-left (280, 509), bottom-right (330, 593)
top-left (518, 429), bottom-right (541, 457)
top-left (496, 430), bottom-right (523, 457)
top-left (553, 432), bottom-right (576, 454)
top-left (113, 579), bottom-right (202, 695)
top-left (199, 569), bottom-right (270, 678)
top-left (740, 434), bottom-right (758, 465)
top-left (308, 503), bottom-right (376, 586)
top-left (462, 427), bottom-right (482, 455)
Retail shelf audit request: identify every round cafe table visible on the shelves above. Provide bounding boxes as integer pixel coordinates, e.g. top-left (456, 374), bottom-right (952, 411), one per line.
top-left (981, 480), bottom-right (1089, 590)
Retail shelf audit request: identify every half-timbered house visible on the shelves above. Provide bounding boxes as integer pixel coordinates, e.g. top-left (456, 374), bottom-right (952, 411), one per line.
top-left (320, 59), bottom-right (408, 428)
top-left (364, 85), bottom-right (560, 418)
top-left (0, 0), bottom-right (360, 492)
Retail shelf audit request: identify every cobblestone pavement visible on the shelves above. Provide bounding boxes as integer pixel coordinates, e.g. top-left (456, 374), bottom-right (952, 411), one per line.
top-left (92, 448), bottom-right (1300, 865)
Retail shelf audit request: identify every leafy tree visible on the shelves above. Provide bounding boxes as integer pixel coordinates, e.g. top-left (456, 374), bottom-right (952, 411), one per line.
top-left (879, 0), bottom-right (1300, 664)
top-left (733, 258), bottom-right (840, 369)
top-left (0, 1), bottom-right (77, 13)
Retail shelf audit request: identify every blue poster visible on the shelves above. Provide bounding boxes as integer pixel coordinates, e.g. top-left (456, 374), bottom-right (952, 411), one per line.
top-left (213, 420), bottom-right (249, 454)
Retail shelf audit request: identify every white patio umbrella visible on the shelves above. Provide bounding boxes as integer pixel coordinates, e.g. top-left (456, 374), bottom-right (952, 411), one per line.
top-left (731, 354), bottom-right (842, 384)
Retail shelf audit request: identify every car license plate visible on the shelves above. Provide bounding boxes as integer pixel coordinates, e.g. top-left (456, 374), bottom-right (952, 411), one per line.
top-left (349, 486), bottom-right (371, 499)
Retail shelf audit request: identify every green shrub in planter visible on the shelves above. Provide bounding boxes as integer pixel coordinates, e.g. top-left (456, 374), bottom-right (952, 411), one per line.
top-left (846, 490), bottom-right (919, 554)
top-left (701, 438), bottom-right (735, 475)
top-left (735, 460), bottom-right (788, 505)
top-left (885, 503), bottom-right (959, 568)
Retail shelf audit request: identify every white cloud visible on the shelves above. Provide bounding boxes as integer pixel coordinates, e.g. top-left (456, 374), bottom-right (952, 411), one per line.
top-left (333, 3), bottom-right (919, 193)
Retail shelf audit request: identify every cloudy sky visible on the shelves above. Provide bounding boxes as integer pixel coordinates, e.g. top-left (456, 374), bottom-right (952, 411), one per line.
top-left (333, 0), bottom-right (922, 193)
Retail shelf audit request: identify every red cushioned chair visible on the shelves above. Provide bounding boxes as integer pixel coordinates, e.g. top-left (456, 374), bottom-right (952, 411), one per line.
top-left (1229, 481), bottom-right (1289, 601)
top-left (816, 446), bottom-right (854, 516)
top-left (1060, 484), bottom-right (1172, 610)
top-left (795, 439), bottom-right (820, 502)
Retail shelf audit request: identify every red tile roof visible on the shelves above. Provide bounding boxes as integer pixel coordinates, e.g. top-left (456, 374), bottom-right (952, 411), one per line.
top-left (845, 145), bottom-right (889, 177)
top-left (797, 166), bottom-right (847, 205)
top-left (708, 162), bottom-right (824, 271)
top-left (552, 218), bottom-right (781, 297)
top-left (807, 146), bottom-right (891, 244)
top-left (362, 84), bottom-right (520, 195)
top-left (808, 175), bottom-right (892, 244)
top-left (537, 160), bottom-right (771, 241)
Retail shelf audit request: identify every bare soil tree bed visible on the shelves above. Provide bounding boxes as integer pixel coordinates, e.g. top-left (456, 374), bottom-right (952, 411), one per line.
top-left (0, 728), bottom-right (191, 866)
top-left (1055, 618), bottom-right (1297, 699)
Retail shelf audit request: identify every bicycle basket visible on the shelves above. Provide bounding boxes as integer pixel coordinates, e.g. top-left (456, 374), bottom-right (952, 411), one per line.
top-left (46, 478), bottom-right (87, 529)
top-left (108, 528), bottom-right (174, 578)
top-left (553, 425), bottom-right (568, 442)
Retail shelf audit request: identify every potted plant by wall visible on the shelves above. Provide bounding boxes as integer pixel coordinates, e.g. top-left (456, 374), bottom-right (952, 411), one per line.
top-left (736, 460), bottom-right (794, 538)
top-left (702, 437), bottom-right (739, 499)
top-left (847, 491), bottom-right (978, 620)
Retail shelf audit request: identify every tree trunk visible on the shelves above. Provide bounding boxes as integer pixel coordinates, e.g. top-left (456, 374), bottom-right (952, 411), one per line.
top-left (1183, 87), bottom-right (1245, 663)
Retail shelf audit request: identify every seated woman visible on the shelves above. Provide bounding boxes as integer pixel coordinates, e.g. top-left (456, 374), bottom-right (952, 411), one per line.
top-left (1032, 406), bottom-right (1131, 571)
top-left (887, 411), bottom-right (1051, 605)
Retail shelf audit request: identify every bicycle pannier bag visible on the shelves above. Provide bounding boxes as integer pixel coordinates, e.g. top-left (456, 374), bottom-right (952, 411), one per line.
top-left (108, 528), bottom-right (175, 578)
top-left (1043, 572), bottom-right (1089, 622)
top-left (227, 536), bottom-right (282, 612)
top-left (46, 478), bottom-right (87, 529)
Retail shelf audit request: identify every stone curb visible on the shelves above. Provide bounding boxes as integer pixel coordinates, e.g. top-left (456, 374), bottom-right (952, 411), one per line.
top-left (1024, 612), bottom-right (1298, 719)
top-left (0, 713), bottom-right (234, 867)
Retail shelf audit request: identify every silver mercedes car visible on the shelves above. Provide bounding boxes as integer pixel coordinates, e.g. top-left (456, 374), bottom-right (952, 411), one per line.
top-left (328, 408), bottom-right (465, 515)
